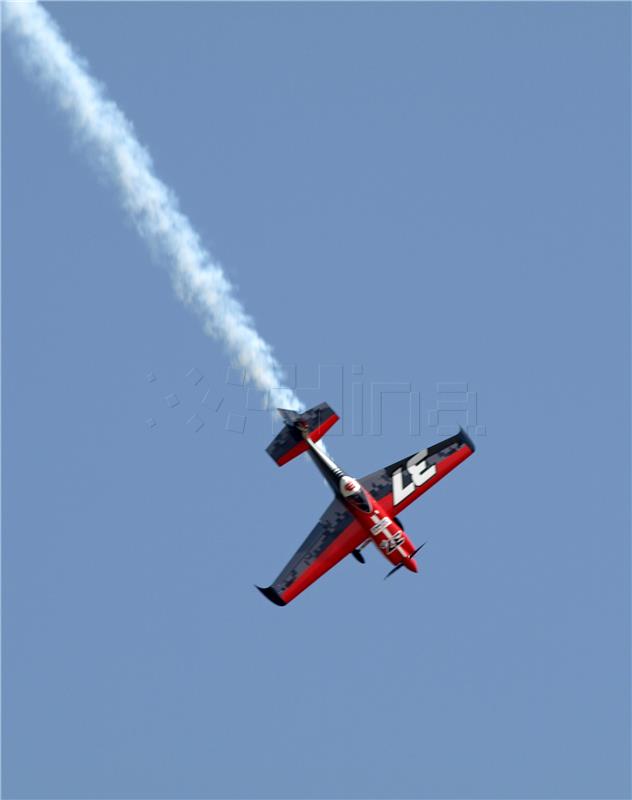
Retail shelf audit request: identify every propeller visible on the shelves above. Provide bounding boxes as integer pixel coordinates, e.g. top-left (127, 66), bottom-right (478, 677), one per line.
top-left (384, 542), bottom-right (427, 580)
top-left (384, 562), bottom-right (405, 580)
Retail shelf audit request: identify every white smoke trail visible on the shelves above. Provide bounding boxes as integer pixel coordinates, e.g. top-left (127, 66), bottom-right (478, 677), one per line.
top-left (3, 0), bottom-right (302, 413)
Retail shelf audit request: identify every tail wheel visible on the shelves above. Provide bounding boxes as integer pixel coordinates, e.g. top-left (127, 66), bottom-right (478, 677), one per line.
top-left (394, 516), bottom-right (404, 530)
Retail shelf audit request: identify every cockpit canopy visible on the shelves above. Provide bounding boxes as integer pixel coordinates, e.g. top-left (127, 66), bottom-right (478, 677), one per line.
top-left (347, 488), bottom-right (371, 512)
top-left (339, 475), bottom-right (372, 513)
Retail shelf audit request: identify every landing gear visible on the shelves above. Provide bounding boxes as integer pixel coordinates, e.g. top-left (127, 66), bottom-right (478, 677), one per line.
top-left (351, 549), bottom-right (366, 564)
top-left (351, 539), bottom-right (371, 564)
top-left (394, 516), bottom-right (404, 530)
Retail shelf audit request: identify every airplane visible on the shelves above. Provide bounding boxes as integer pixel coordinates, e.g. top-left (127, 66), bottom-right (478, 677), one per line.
top-left (257, 402), bottom-right (476, 606)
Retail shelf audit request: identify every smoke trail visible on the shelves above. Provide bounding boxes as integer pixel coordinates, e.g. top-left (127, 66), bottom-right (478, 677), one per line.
top-left (4, 0), bottom-right (302, 413)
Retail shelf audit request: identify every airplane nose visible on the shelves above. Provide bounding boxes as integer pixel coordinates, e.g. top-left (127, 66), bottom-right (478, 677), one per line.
top-left (405, 557), bottom-right (418, 573)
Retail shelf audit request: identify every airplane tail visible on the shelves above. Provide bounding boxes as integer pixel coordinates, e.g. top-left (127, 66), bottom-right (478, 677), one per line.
top-left (266, 402), bottom-right (339, 466)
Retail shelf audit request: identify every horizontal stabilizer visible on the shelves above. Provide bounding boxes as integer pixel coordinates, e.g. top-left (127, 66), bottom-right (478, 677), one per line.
top-left (266, 402), bottom-right (339, 466)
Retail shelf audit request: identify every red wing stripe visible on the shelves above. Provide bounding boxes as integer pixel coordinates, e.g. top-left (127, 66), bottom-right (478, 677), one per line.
top-left (382, 444), bottom-right (474, 515)
top-left (279, 520), bottom-right (366, 604)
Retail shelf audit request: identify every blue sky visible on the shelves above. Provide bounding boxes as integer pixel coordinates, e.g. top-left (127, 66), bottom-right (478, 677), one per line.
top-left (3, 3), bottom-right (630, 798)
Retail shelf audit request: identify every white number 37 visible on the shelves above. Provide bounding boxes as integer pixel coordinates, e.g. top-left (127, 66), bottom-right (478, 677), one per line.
top-left (392, 452), bottom-right (437, 506)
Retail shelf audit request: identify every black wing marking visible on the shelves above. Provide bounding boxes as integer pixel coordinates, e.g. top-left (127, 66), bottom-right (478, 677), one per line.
top-left (360, 428), bottom-right (476, 505)
top-left (258, 498), bottom-right (365, 604)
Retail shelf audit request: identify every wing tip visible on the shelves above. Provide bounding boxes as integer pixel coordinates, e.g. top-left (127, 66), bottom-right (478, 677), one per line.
top-left (459, 426), bottom-right (476, 453)
top-left (256, 585), bottom-right (287, 606)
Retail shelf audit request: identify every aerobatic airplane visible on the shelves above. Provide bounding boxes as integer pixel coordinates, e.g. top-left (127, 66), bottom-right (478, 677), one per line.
top-left (257, 402), bottom-right (475, 606)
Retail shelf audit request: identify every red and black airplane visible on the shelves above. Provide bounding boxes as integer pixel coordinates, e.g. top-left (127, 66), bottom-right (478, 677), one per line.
top-left (257, 402), bottom-right (475, 606)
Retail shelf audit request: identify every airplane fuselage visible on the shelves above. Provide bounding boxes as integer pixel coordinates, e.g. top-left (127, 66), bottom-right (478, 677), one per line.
top-left (259, 402), bottom-right (475, 605)
top-left (304, 435), bottom-right (419, 572)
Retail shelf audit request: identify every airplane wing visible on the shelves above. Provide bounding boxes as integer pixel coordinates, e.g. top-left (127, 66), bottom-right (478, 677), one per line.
top-left (257, 499), bottom-right (366, 606)
top-left (360, 428), bottom-right (476, 516)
